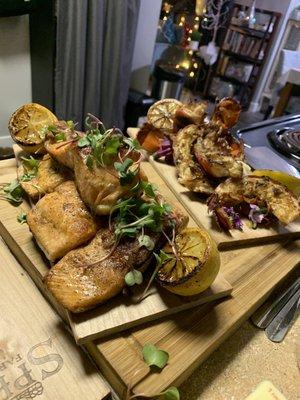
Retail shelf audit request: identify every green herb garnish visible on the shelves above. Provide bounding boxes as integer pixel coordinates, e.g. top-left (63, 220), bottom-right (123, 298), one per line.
top-left (47, 125), bottom-right (58, 133)
top-left (142, 344), bottom-right (169, 369)
top-left (138, 234), bottom-right (154, 250)
top-left (124, 269), bottom-right (143, 286)
top-left (114, 158), bottom-right (138, 186)
top-left (1, 180), bottom-right (24, 204)
top-left (20, 156), bottom-right (39, 181)
top-left (54, 132), bottom-right (66, 142)
top-left (17, 212), bottom-right (27, 224)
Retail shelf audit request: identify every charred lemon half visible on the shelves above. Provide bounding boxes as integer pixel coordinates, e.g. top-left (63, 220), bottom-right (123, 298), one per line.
top-left (156, 227), bottom-right (220, 296)
top-left (9, 103), bottom-right (57, 154)
top-left (147, 98), bottom-right (182, 133)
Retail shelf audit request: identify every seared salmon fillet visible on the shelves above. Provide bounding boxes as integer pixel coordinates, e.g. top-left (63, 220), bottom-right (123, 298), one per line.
top-left (44, 227), bottom-right (157, 312)
top-left (44, 121), bottom-right (81, 169)
top-left (44, 207), bottom-right (188, 312)
top-left (73, 155), bottom-right (147, 215)
top-left (18, 154), bottom-right (71, 200)
top-left (27, 181), bottom-right (97, 261)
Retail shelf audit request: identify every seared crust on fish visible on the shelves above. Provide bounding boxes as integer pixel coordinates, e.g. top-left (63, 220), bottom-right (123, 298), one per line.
top-left (18, 154), bottom-right (71, 200)
top-left (44, 228), bottom-right (159, 312)
top-left (27, 181), bottom-right (97, 261)
top-left (44, 206), bottom-right (188, 312)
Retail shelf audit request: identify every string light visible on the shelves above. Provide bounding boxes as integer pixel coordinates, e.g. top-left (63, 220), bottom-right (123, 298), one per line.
top-left (181, 61), bottom-right (190, 69)
top-left (163, 16), bottom-right (167, 21)
top-left (179, 22), bottom-right (183, 26)
top-left (175, 64), bottom-right (180, 69)
top-left (194, 24), bottom-right (199, 29)
top-left (187, 37), bottom-right (191, 41)
top-left (188, 50), bottom-right (193, 55)
top-left (180, 16), bottom-right (185, 22)
top-left (193, 62), bottom-right (198, 68)
top-left (189, 71), bottom-right (195, 77)
top-left (189, 29), bottom-right (193, 33)
top-left (195, 16), bottom-right (200, 21)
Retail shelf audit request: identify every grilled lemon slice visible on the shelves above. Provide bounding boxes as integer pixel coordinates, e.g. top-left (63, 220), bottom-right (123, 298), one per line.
top-left (251, 170), bottom-right (300, 197)
top-left (147, 99), bottom-right (182, 133)
top-left (9, 103), bottom-right (58, 154)
top-left (157, 227), bottom-right (220, 296)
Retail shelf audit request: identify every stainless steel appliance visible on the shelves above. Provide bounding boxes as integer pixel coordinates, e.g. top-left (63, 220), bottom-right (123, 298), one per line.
top-left (235, 114), bottom-right (300, 177)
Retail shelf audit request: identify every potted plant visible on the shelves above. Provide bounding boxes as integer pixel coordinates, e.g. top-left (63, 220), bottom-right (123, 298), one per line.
top-left (190, 30), bottom-right (202, 50)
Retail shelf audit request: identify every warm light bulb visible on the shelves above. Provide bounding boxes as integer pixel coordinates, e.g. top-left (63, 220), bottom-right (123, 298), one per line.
top-left (175, 64), bottom-right (180, 69)
top-left (179, 22), bottom-right (183, 26)
top-left (187, 37), bottom-right (191, 41)
top-left (189, 29), bottom-right (193, 33)
top-left (189, 71), bottom-right (195, 77)
top-left (181, 16), bottom-right (185, 22)
top-left (188, 50), bottom-right (193, 55)
top-left (195, 16), bottom-right (200, 21)
top-left (193, 62), bottom-right (198, 68)
top-left (181, 61), bottom-right (190, 69)
top-left (163, 16), bottom-right (167, 21)
top-left (194, 24), bottom-right (199, 29)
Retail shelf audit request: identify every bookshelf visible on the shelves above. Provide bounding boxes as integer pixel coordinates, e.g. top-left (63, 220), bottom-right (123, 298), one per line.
top-left (204, 4), bottom-right (281, 109)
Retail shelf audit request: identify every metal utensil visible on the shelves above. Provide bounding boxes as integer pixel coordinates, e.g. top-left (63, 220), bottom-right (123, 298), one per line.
top-left (251, 278), bottom-right (300, 329)
top-left (265, 288), bottom-right (300, 343)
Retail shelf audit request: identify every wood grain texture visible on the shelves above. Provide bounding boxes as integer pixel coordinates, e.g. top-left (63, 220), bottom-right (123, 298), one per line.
top-left (149, 158), bottom-right (300, 249)
top-left (88, 239), bottom-right (299, 398)
top-left (0, 239), bottom-right (110, 400)
top-left (0, 157), bottom-right (231, 345)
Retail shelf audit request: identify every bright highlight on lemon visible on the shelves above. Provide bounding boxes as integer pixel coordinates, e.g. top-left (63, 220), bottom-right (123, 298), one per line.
top-left (8, 103), bottom-right (58, 154)
top-left (251, 170), bottom-right (300, 197)
top-left (156, 227), bottom-right (220, 296)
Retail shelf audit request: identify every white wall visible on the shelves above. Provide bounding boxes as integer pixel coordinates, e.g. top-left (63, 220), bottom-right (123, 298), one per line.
top-left (0, 15), bottom-right (32, 145)
top-left (130, 0), bottom-right (162, 93)
top-left (236, 0), bottom-right (296, 111)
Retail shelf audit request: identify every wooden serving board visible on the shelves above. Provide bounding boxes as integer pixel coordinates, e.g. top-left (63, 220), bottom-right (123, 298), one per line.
top-left (0, 238), bottom-right (110, 400)
top-left (1, 159), bottom-right (299, 399)
top-left (0, 156), bottom-right (231, 345)
top-left (127, 127), bottom-right (300, 249)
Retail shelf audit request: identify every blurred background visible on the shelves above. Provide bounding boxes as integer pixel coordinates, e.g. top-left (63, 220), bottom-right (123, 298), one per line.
top-left (1, 0), bottom-right (300, 145)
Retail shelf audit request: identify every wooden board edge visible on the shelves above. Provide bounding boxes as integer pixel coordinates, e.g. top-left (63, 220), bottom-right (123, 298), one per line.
top-left (149, 157), bottom-right (300, 249)
top-left (71, 277), bottom-right (233, 344)
top-left (132, 261), bottom-right (299, 395)
top-left (0, 220), bottom-right (68, 322)
top-left (85, 342), bottom-right (127, 398)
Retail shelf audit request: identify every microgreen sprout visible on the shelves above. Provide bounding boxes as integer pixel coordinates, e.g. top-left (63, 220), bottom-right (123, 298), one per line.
top-left (142, 344), bottom-right (169, 369)
top-left (20, 156), bottom-right (39, 181)
top-left (17, 211), bottom-right (27, 224)
top-left (125, 269), bottom-right (143, 287)
top-left (0, 180), bottom-right (24, 205)
top-left (54, 132), bottom-right (67, 142)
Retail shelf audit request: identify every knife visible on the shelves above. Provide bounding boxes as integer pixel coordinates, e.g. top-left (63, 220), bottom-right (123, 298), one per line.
top-left (265, 288), bottom-right (300, 343)
top-left (251, 277), bottom-right (300, 329)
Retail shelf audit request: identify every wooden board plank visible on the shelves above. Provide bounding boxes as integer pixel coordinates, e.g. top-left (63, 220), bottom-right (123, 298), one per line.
top-left (88, 239), bottom-right (300, 398)
top-left (2, 157), bottom-right (299, 399)
top-left (149, 157), bottom-right (300, 249)
top-left (0, 239), bottom-right (110, 400)
top-left (127, 127), bottom-right (300, 249)
top-left (0, 157), bottom-right (231, 345)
